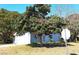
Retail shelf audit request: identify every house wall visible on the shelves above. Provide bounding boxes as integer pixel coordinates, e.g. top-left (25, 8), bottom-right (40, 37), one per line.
top-left (31, 33), bottom-right (61, 43)
top-left (13, 32), bottom-right (61, 44)
top-left (13, 32), bottom-right (31, 45)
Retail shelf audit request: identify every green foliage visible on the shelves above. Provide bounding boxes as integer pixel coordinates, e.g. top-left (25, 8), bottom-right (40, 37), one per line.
top-left (45, 16), bottom-right (66, 34)
top-left (16, 4), bottom-right (67, 44)
top-left (0, 4), bottom-right (67, 44)
top-left (48, 35), bottom-right (54, 44)
top-left (34, 4), bottom-right (50, 18)
top-left (0, 8), bottom-right (20, 43)
top-left (48, 16), bottom-right (66, 28)
top-left (17, 4), bottom-right (51, 35)
top-left (24, 4), bottom-right (50, 19)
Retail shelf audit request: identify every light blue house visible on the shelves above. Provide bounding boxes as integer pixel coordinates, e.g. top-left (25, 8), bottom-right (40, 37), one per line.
top-left (31, 33), bottom-right (61, 43)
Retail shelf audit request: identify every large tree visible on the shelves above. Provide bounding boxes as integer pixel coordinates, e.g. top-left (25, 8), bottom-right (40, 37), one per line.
top-left (0, 8), bottom-right (20, 43)
top-left (66, 14), bottom-right (79, 42)
top-left (17, 4), bottom-right (50, 33)
top-left (17, 4), bottom-right (67, 44)
top-left (16, 4), bottom-right (51, 44)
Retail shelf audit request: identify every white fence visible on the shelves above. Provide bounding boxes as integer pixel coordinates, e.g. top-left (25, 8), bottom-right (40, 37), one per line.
top-left (13, 32), bottom-right (31, 44)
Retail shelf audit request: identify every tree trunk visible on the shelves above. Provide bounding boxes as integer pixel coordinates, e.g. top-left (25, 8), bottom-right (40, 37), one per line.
top-left (37, 34), bottom-right (43, 47)
top-left (75, 32), bottom-right (78, 43)
top-left (2, 34), bottom-right (7, 43)
top-left (75, 37), bottom-right (77, 43)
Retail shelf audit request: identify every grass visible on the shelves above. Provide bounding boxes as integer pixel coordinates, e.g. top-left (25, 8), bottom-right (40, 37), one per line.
top-left (0, 42), bottom-right (79, 55)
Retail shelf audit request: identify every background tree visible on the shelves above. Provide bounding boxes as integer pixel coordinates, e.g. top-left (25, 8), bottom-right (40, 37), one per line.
top-left (66, 14), bottom-right (79, 42)
top-left (0, 8), bottom-right (20, 43)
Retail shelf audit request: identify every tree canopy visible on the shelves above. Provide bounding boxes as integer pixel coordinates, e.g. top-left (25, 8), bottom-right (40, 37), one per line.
top-left (17, 4), bottom-right (51, 35)
top-left (0, 8), bottom-right (20, 43)
top-left (17, 4), bottom-right (66, 36)
top-left (0, 4), bottom-right (68, 44)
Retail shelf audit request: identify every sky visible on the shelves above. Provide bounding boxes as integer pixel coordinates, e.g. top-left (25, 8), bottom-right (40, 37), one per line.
top-left (0, 4), bottom-right (79, 17)
top-left (50, 4), bottom-right (79, 17)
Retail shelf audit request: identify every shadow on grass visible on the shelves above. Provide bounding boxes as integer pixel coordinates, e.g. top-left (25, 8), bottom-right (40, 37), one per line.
top-left (27, 43), bottom-right (66, 48)
top-left (67, 44), bottom-right (75, 46)
top-left (27, 43), bottom-right (75, 48)
top-left (70, 53), bottom-right (78, 55)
